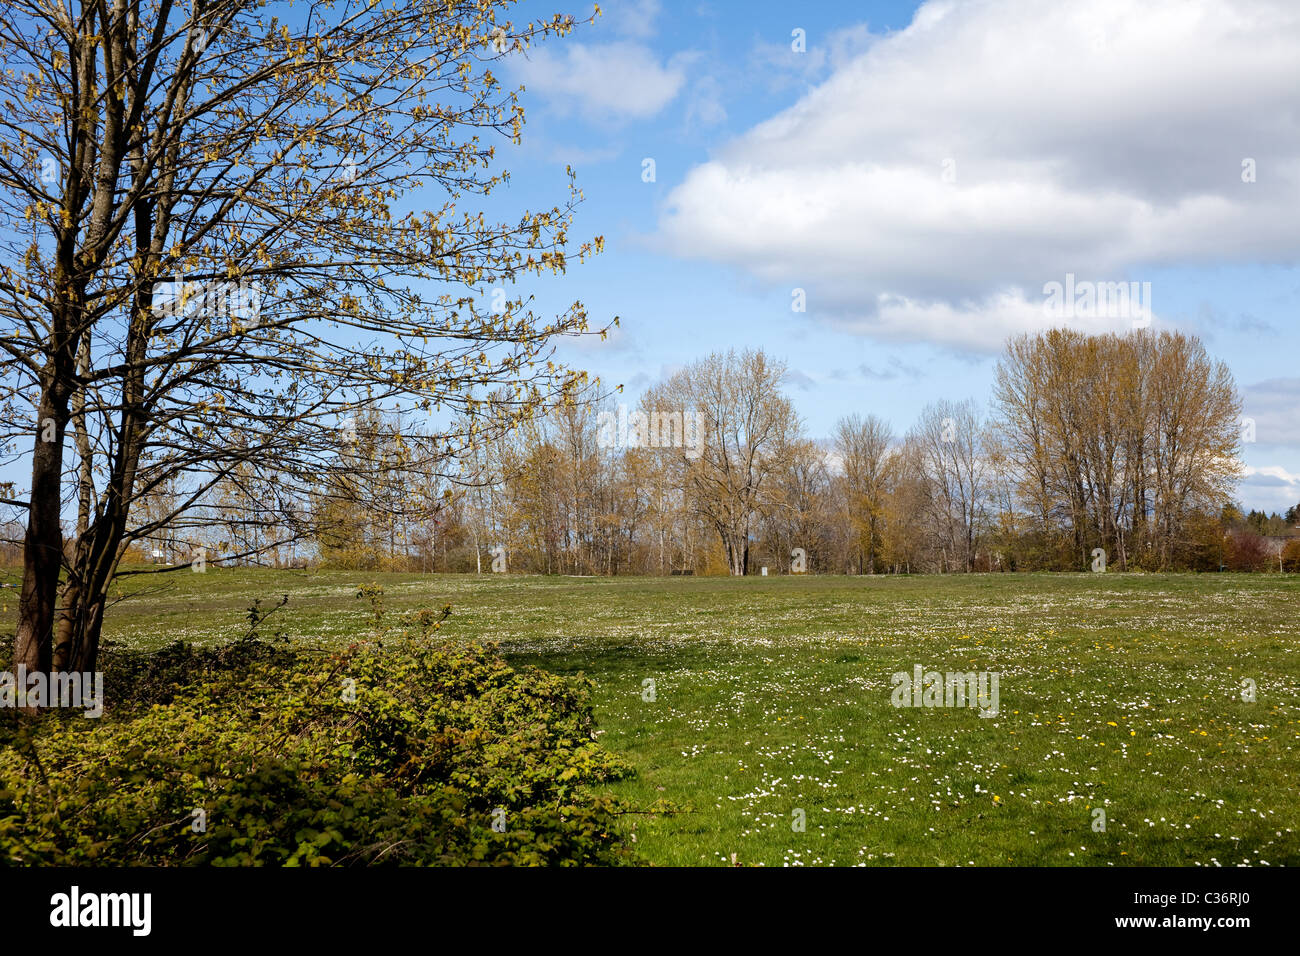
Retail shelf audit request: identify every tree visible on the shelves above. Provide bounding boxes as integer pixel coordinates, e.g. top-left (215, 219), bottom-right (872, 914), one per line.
top-left (760, 436), bottom-right (831, 573)
top-left (652, 349), bottom-right (796, 576)
top-left (0, 0), bottom-right (607, 677)
top-left (993, 330), bottom-right (1240, 570)
top-left (1282, 538), bottom-right (1300, 572)
top-left (879, 441), bottom-right (926, 573)
top-left (834, 414), bottom-right (892, 573)
top-left (1147, 332), bottom-right (1241, 566)
top-left (908, 399), bottom-right (990, 573)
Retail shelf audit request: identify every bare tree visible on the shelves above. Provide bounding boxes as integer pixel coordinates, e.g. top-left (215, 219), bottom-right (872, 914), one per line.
top-left (994, 330), bottom-right (1240, 570)
top-left (834, 414), bottom-right (893, 573)
top-left (653, 349), bottom-right (797, 575)
top-left (908, 399), bottom-right (990, 572)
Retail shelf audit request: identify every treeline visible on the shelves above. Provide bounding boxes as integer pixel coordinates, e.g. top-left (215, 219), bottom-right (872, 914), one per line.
top-left (302, 329), bottom-right (1299, 575)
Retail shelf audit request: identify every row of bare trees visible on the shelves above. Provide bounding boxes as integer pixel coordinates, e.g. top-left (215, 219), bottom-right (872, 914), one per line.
top-left (26, 329), bottom-right (1261, 582)
top-left (994, 329), bottom-right (1242, 570)
top-left (304, 330), bottom-right (1251, 577)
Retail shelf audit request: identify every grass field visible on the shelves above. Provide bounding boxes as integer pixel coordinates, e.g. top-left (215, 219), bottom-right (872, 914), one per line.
top-left (42, 567), bottom-right (1300, 867)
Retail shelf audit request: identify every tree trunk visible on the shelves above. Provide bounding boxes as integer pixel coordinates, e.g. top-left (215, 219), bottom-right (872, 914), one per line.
top-left (14, 385), bottom-right (73, 682)
top-left (52, 525), bottom-right (117, 674)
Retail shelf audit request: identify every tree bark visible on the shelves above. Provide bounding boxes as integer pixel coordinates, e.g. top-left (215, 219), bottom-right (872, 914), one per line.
top-left (14, 392), bottom-right (69, 677)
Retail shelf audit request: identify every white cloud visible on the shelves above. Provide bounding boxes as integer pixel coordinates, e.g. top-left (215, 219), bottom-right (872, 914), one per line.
top-left (512, 42), bottom-right (687, 120)
top-left (598, 0), bottom-right (662, 39)
top-left (828, 289), bottom-right (1154, 355)
top-left (656, 0), bottom-right (1300, 351)
top-left (1239, 463), bottom-right (1300, 512)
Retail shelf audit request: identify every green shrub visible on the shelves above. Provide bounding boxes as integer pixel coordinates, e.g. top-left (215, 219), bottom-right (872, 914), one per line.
top-left (0, 612), bottom-right (636, 866)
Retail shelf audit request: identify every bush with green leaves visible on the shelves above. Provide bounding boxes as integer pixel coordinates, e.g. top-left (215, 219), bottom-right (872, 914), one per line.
top-left (0, 609), bottom-right (636, 866)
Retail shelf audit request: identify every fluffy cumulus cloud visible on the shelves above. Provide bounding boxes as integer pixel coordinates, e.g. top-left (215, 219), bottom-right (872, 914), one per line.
top-left (510, 41), bottom-right (688, 121)
top-left (657, 0), bottom-right (1300, 351)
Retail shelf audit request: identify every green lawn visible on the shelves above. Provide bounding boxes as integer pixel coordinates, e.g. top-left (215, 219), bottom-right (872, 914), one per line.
top-left (73, 567), bottom-right (1300, 866)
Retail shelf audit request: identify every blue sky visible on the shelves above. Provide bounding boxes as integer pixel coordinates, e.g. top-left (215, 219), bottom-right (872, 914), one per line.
top-left (482, 0), bottom-right (1300, 513)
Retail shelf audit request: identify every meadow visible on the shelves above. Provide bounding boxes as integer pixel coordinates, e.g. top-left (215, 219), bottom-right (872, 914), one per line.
top-left (59, 567), bottom-right (1300, 867)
